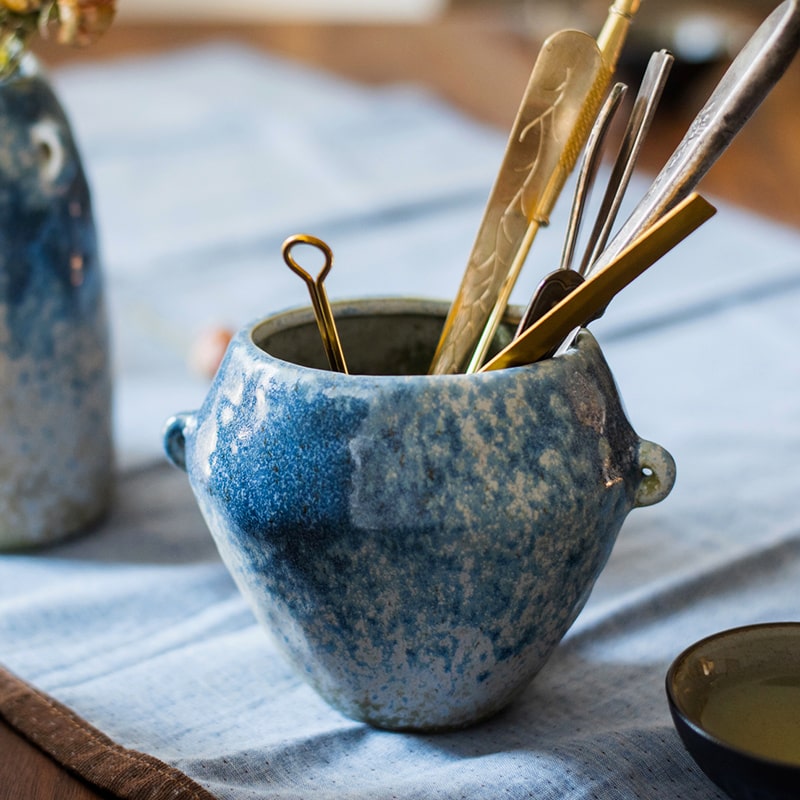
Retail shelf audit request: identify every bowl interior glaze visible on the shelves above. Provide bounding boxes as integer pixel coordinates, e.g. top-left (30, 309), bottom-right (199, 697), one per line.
top-left (666, 623), bottom-right (800, 800)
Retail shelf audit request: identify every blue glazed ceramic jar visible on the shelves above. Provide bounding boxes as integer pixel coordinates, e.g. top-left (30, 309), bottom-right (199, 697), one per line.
top-left (165, 298), bottom-right (675, 730)
top-left (0, 58), bottom-right (112, 549)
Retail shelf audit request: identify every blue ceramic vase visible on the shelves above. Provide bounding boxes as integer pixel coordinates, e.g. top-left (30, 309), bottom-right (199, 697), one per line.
top-left (165, 298), bottom-right (675, 730)
top-left (0, 57), bottom-right (112, 549)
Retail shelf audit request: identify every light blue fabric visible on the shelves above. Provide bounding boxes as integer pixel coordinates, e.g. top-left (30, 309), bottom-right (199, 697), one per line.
top-left (2, 44), bottom-right (800, 798)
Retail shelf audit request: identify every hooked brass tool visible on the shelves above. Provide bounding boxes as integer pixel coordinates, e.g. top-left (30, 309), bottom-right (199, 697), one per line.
top-left (282, 234), bottom-right (348, 374)
top-left (428, 0), bottom-right (641, 376)
top-left (480, 193), bottom-right (717, 371)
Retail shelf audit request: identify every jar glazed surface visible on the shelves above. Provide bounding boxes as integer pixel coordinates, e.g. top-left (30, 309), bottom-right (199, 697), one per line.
top-left (165, 298), bottom-right (675, 730)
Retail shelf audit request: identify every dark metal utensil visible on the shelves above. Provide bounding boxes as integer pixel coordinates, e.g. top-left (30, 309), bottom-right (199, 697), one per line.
top-left (515, 268), bottom-right (585, 338)
top-left (579, 49), bottom-right (674, 275)
top-left (560, 81), bottom-right (629, 275)
top-left (589, 0), bottom-right (800, 275)
top-left (513, 82), bottom-right (627, 337)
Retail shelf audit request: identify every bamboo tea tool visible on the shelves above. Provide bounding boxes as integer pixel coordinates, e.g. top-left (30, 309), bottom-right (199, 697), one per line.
top-left (428, 0), bottom-right (641, 376)
top-left (282, 233), bottom-right (348, 374)
top-left (480, 192), bottom-right (717, 371)
top-left (589, 0), bottom-right (800, 276)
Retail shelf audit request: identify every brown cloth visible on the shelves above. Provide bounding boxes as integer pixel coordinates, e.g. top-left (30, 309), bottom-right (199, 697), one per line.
top-left (0, 665), bottom-right (216, 800)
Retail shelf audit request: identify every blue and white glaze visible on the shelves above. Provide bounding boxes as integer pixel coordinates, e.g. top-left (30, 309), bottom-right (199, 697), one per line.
top-left (0, 58), bottom-right (112, 548)
top-left (165, 298), bottom-right (675, 730)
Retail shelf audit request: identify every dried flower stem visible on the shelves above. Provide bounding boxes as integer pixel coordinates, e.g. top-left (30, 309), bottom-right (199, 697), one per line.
top-left (0, 0), bottom-right (114, 78)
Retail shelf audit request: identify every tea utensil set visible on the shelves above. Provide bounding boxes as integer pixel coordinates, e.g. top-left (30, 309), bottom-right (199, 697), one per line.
top-left (429, 0), bottom-right (641, 376)
top-left (284, 0), bottom-right (800, 376)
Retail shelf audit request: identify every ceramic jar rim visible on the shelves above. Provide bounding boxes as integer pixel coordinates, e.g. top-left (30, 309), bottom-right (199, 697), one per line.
top-left (245, 295), bottom-right (580, 382)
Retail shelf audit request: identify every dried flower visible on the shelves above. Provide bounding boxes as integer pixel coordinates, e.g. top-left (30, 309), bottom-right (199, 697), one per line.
top-left (0, 0), bottom-right (115, 77)
top-left (1, 1), bottom-right (44, 12)
top-left (55, 0), bottom-right (115, 46)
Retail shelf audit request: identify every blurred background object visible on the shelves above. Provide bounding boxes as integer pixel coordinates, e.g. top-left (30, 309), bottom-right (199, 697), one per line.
top-left (455, 1), bottom-right (781, 83)
top-left (108, 1), bottom-right (794, 120)
top-left (116, 0), bottom-right (447, 22)
top-left (30, 0), bottom-right (800, 231)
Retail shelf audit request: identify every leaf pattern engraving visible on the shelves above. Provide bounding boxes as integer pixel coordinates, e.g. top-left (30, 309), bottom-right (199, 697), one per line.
top-left (431, 66), bottom-right (576, 374)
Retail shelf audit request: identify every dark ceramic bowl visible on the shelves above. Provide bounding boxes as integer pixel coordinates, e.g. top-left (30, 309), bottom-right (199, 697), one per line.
top-left (666, 623), bottom-right (800, 800)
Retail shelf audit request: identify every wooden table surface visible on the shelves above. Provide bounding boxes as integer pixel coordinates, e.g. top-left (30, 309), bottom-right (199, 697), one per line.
top-left (4, 9), bottom-right (799, 798)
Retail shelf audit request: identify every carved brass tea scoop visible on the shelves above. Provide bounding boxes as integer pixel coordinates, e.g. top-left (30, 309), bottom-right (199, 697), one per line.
top-left (428, 0), bottom-right (641, 376)
top-left (480, 193), bottom-right (716, 371)
top-left (282, 233), bottom-right (348, 374)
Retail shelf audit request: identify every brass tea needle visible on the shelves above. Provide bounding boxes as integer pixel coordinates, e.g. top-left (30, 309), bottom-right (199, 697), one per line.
top-left (480, 193), bottom-right (717, 371)
top-left (428, 0), bottom-right (641, 376)
top-left (282, 234), bottom-right (348, 374)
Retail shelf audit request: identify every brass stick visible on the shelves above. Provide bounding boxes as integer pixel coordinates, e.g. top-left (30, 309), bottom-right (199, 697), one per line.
top-left (282, 234), bottom-right (349, 374)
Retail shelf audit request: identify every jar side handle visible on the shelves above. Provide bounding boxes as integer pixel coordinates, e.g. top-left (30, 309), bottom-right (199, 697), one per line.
top-left (633, 439), bottom-right (676, 508)
top-left (163, 412), bottom-right (196, 472)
